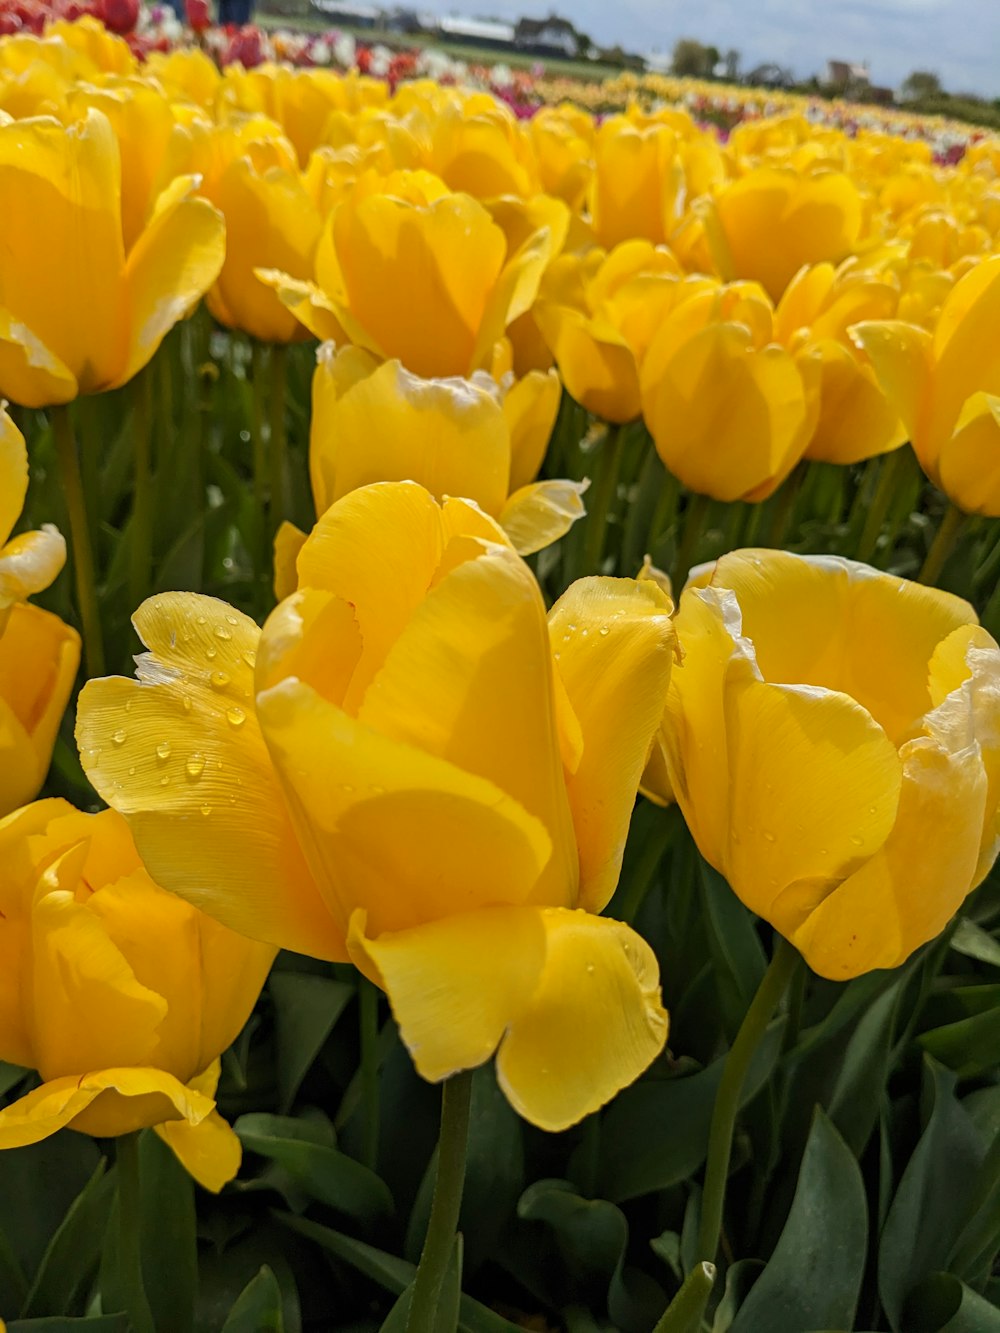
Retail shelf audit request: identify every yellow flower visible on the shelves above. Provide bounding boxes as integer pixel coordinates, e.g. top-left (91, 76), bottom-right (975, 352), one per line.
top-left (692, 167), bottom-right (865, 301)
top-left (203, 143), bottom-right (323, 344)
top-left (0, 800), bottom-right (275, 1189)
top-left (307, 344), bottom-right (578, 557)
top-left (773, 262), bottom-right (905, 464)
top-left (649, 549), bottom-right (1000, 979)
top-left (0, 408), bottom-right (78, 817)
top-left (852, 256), bottom-right (1000, 515)
top-left (0, 108), bottom-right (225, 408)
top-left (261, 170), bottom-right (556, 378)
top-left (78, 482), bottom-right (676, 1131)
top-left (535, 240), bottom-right (699, 423)
top-left (641, 281), bottom-right (818, 501)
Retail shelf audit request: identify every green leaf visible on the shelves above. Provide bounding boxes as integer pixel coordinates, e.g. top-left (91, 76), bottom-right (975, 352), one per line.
top-left (711, 1260), bottom-right (763, 1333)
top-left (235, 1113), bottom-right (393, 1222)
top-left (653, 1262), bottom-right (715, 1333)
top-left (268, 971), bottom-right (355, 1115)
top-left (273, 1214), bottom-right (520, 1333)
top-left (22, 1160), bottom-right (114, 1318)
top-left (879, 1057), bottom-right (986, 1331)
top-left (598, 1018), bottom-right (785, 1201)
top-left (700, 863), bottom-right (767, 1038)
top-left (919, 1006), bottom-right (1000, 1077)
top-left (730, 1109), bottom-right (867, 1333)
top-left (380, 1237), bottom-right (462, 1333)
top-left (138, 1130), bottom-right (197, 1333)
top-left (0, 1134), bottom-right (102, 1288)
top-left (950, 918), bottom-right (1000, 968)
top-left (220, 1267), bottom-right (284, 1333)
top-left (826, 977), bottom-right (903, 1155)
top-left (905, 1271), bottom-right (1000, 1332)
top-left (518, 1179), bottom-right (626, 1291)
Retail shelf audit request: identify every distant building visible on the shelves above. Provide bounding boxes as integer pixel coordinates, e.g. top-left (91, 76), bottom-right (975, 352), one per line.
top-left (310, 0), bottom-right (380, 23)
top-left (437, 14), bottom-right (516, 47)
top-left (514, 15), bottom-right (577, 58)
top-left (826, 59), bottom-right (871, 89)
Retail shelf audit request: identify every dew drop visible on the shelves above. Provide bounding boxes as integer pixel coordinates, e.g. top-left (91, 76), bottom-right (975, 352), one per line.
top-left (763, 830), bottom-right (776, 843)
top-left (210, 670), bottom-right (230, 689)
top-left (225, 615), bottom-right (239, 626)
top-left (242, 649), bottom-right (257, 669)
top-left (599, 626), bottom-right (610, 636)
top-left (214, 626), bottom-right (232, 641)
top-left (156, 741), bottom-right (171, 761)
top-left (186, 753), bottom-right (206, 780)
top-left (112, 729), bottom-right (127, 746)
top-left (206, 646), bottom-right (217, 660)
top-left (200, 804), bottom-right (212, 817)
top-left (226, 706), bottom-right (246, 728)
top-left (183, 698), bottom-right (192, 712)
top-left (196, 615), bottom-right (207, 626)
top-left (160, 775), bottom-right (171, 787)
top-left (124, 698), bottom-right (133, 713)
top-left (850, 834), bottom-right (864, 847)
top-left (585, 962), bottom-right (595, 975)
top-left (128, 766), bottom-right (136, 776)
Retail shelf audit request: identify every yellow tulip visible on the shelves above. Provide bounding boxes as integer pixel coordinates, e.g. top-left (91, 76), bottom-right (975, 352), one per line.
top-left (78, 482), bottom-right (676, 1131)
top-left (694, 167), bottom-right (864, 301)
top-left (535, 241), bottom-right (698, 423)
top-left (0, 107), bottom-right (224, 408)
top-left (0, 800), bottom-right (274, 1190)
top-left (649, 549), bottom-right (1000, 979)
top-left (308, 343), bottom-right (577, 556)
top-left (261, 170), bottom-right (556, 378)
top-left (641, 282), bottom-right (818, 500)
top-left (852, 255), bottom-right (1000, 514)
top-left (203, 143), bottom-right (323, 344)
top-left (773, 262), bottom-right (905, 464)
top-left (0, 408), bottom-right (78, 816)
top-left (529, 106), bottom-right (593, 212)
top-left (428, 96), bottom-right (538, 198)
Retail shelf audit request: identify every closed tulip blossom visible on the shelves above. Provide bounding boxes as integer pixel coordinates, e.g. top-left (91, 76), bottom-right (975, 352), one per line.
top-left (78, 482), bottom-right (676, 1131)
top-left (0, 407), bottom-right (78, 816)
top-left (852, 255), bottom-right (1000, 514)
top-left (0, 107), bottom-right (225, 407)
top-left (0, 800), bottom-right (275, 1190)
top-left (306, 343), bottom-right (579, 557)
top-left (647, 549), bottom-right (1000, 979)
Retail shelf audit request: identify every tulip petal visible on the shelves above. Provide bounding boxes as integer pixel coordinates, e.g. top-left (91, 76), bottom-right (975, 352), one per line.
top-left (77, 593), bottom-right (344, 961)
top-left (804, 340), bottom-right (907, 464)
top-left (0, 525), bottom-right (67, 608)
top-left (0, 1066), bottom-right (215, 1149)
top-left (499, 480), bottom-right (587, 556)
top-left (548, 577), bottom-right (676, 912)
top-left (257, 677), bottom-right (554, 934)
top-left (0, 308), bottom-right (79, 408)
top-left (313, 358), bottom-right (510, 517)
top-left (117, 175), bottom-right (225, 388)
top-left (273, 520), bottom-right (308, 601)
top-left (849, 320), bottom-right (932, 451)
top-left (356, 541), bottom-right (577, 904)
top-left (0, 407), bottom-right (27, 547)
top-left (792, 734), bottom-right (988, 978)
top-left (938, 393), bottom-right (1000, 516)
top-left (347, 905), bottom-right (547, 1081)
top-left (504, 368), bottom-right (561, 492)
top-left (535, 303), bottom-right (641, 423)
top-left (724, 676), bottom-right (902, 928)
top-left (155, 1061), bottom-right (242, 1192)
top-left (255, 269), bottom-right (347, 343)
top-left (496, 908), bottom-right (668, 1132)
top-left (0, 603), bottom-right (80, 817)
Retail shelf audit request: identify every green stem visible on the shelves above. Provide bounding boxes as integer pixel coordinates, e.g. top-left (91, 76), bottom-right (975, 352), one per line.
top-left (359, 978), bottom-right (380, 1173)
top-left (673, 492), bottom-right (711, 593)
top-left (129, 369), bottom-right (154, 612)
top-left (651, 1262), bottom-right (716, 1333)
top-left (251, 340), bottom-right (268, 519)
top-left (919, 502), bottom-right (967, 585)
top-left (764, 463), bottom-right (805, 549)
top-left (116, 1133), bottom-right (154, 1333)
top-left (52, 404), bottom-right (105, 678)
top-left (854, 448), bottom-right (908, 565)
top-left (406, 1070), bottom-right (473, 1333)
top-left (269, 343), bottom-right (289, 534)
top-left (583, 423), bottom-right (626, 574)
top-left (697, 935), bottom-right (801, 1266)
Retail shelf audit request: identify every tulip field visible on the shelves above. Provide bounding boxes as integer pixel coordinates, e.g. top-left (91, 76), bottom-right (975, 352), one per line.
top-left (3, 14), bottom-right (1000, 1333)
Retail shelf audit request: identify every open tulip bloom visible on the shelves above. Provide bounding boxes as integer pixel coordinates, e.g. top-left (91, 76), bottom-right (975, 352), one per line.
top-left (647, 548), bottom-right (1000, 979)
top-left (0, 407), bottom-right (79, 815)
top-left (78, 481), bottom-right (676, 1131)
top-left (0, 801), bottom-right (275, 1190)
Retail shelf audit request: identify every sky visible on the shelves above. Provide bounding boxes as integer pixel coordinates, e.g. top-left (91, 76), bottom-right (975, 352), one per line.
top-left (439, 0), bottom-right (1000, 97)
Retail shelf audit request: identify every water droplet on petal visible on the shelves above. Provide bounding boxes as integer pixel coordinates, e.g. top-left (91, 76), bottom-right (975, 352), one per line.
top-left (226, 706), bottom-right (246, 728)
top-left (214, 626), bottom-right (232, 641)
top-left (112, 729), bottom-right (127, 746)
top-left (763, 830), bottom-right (776, 843)
top-left (206, 647), bottom-right (217, 660)
top-left (186, 753), bottom-right (206, 780)
top-left (160, 775), bottom-right (170, 786)
top-left (210, 670), bottom-right (230, 689)
top-left (242, 649), bottom-right (257, 669)
top-left (156, 741), bottom-right (171, 761)
top-left (200, 804), bottom-right (212, 817)
top-left (599, 626), bottom-right (610, 636)
top-left (226, 615), bottom-right (239, 626)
